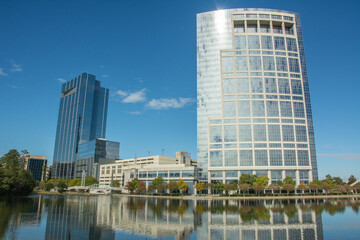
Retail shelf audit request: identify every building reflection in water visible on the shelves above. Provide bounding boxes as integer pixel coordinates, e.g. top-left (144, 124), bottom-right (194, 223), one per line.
top-left (4, 195), bottom-right (360, 239)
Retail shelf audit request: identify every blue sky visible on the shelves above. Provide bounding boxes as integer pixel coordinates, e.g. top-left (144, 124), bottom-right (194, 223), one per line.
top-left (0, 0), bottom-right (359, 180)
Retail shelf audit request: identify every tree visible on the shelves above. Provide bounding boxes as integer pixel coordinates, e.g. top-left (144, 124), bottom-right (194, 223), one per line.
top-left (322, 183), bottom-right (332, 195)
top-left (177, 179), bottom-right (188, 194)
top-left (283, 176), bottom-right (295, 186)
top-left (69, 178), bottom-right (81, 187)
top-left (156, 184), bottom-right (165, 193)
top-left (137, 181), bottom-right (146, 194)
top-left (167, 181), bottom-right (178, 195)
top-left (239, 174), bottom-right (251, 185)
top-left (297, 183), bottom-right (308, 195)
top-left (282, 184), bottom-right (294, 195)
top-left (148, 184), bottom-right (156, 193)
top-left (348, 175), bottom-right (357, 185)
top-left (39, 181), bottom-right (46, 190)
top-left (152, 177), bottom-right (164, 187)
top-left (85, 175), bottom-right (98, 186)
top-left (57, 181), bottom-right (67, 193)
top-left (113, 180), bottom-right (120, 187)
top-left (309, 182), bottom-right (321, 195)
top-left (205, 183), bottom-right (214, 194)
top-left (213, 182), bottom-right (225, 194)
top-left (333, 177), bottom-right (344, 185)
top-left (253, 175), bottom-right (269, 195)
top-left (196, 182), bottom-right (205, 194)
top-left (125, 181), bottom-right (134, 193)
top-left (277, 180), bottom-right (283, 187)
top-left (224, 183), bottom-right (237, 196)
top-left (267, 183), bottom-right (280, 195)
top-left (238, 184), bottom-right (250, 196)
top-left (253, 184), bottom-right (265, 195)
top-left (45, 182), bottom-right (54, 191)
top-left (131, 178), bottom-right (140, 190)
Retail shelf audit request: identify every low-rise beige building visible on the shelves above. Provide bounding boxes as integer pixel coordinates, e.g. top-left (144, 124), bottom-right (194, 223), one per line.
top-left (99, 152), bottom-right (199, 193)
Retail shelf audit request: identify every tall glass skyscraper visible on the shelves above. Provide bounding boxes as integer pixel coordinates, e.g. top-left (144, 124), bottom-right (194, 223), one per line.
top-left (53, 73), bottom-right (109, 179)
top-left (197, 9), bottom-right (318, 185)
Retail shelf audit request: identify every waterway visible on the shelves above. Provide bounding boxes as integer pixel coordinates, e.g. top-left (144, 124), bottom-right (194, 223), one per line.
top-left (0, 194), bottom-right (359, 239)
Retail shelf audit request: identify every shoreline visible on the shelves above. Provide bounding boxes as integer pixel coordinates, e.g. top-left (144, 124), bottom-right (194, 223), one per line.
top-left (34, 191), bottom-right (359, 200)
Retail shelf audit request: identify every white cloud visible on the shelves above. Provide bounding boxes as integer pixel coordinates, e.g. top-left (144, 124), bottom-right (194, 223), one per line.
top-left (57, 78), bottom-right (67, 83)
top-left (101, 74), bottom-right (108, 78)
top-left (8, 85), bottom-right (18, 89)
top-left (317, 153), bottom-right (360, 161)
top-left (115, 88), bottom-right (147, 103)
top-left (10, 60), bottom-right (23, 72)
top-left (0, 68), bottom-right (7, 76)
top-left (146, 97), bottom-right (195, 110)
top-left (129, 111), bottom-right (141, 115)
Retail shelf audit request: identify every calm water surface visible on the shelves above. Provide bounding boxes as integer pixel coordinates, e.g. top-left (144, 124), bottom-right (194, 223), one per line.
top-left (0, 194), bottom-right (359, 240)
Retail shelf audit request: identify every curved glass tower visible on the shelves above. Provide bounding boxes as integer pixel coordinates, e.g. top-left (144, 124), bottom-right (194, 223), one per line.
top-left (197, 9), bottom-right (318, 185)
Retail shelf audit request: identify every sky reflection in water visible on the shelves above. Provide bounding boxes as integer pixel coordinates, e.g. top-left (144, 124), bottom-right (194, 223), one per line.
top-left (0, 195), bottom-right (359, 240)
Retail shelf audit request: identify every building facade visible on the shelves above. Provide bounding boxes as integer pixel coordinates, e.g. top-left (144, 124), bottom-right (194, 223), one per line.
top-left (197, 9), bottom-right (318, 185)
top-left (99, 152), bottom-right (199, 194)
top-left (52, 73), bottom-right (109, 179)
top-left (23, 154), bottom-right (47, 181)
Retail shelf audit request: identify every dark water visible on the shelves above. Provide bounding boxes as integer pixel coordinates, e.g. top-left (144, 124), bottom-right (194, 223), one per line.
top-left (0, 194), bottom-right (359, 240)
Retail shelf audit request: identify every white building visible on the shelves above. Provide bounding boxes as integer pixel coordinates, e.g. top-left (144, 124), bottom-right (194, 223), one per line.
top-left (99, 151), bottom-right (199, 193)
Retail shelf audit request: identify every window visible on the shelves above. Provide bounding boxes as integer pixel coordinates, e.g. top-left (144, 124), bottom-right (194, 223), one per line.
top-left (268, 125), bottom-right (281, 141)
top-left (238, 125), bottom-right (252, 141)
top-left (288, 58), bottom-right (300, 73)
top-left (274, 37), bottom-right (285, 50)
top-left (148, 171), bottom-right (157, 178)
top-left (224, 125), bottom-right (237, 142)
top-left (237, 101), bottom-right (250, 117)
top-left (259, 14), bottom-right (270, 19)
top-left (226, 171), bottom-right (238, 178)
top-left (284, 150), bottom-right (296, 166)
top-left (139, 172), bottom-right (147, 178)
top-left (182, 170), bottom-right (194, 177)
top-left (223, 101), bottom-right (236, 117)
top-left (210, 151), bottom-right (223, 167)
top-left (249, 56), bottom-right (262, 70)
top-left (280, 101), bottom-right (292, 117)
top-left (223, 78), bottom-right (235, 94)
top-left (225, 150), bottom-right (238, 166)
top-left (293, 102), bottom-right (305, 118)
top-left (248, 36), bottom-right (260, 49)
top-left (251, 78), bottom-right (263, 93)
top-left (273, 24), bottom-right (283, 34)
top-left (211, 171), bottom-right (223, 178)
top-left (255, 150), bottom-right (268, 166)
top-left (222, 57), bottom-right (234, 72)
top-left (253, 125), bottom-right (267, 141)
top-left (276, 57), bottom-right (288, 71)
top-left (252, 101), bottom-right (265, 117)
top-left (236, 56), bottom-right (248, 71)
top-left (237, 78), bottom-right (249, 93)
top-left (262, 56), bottom-right (275, 71)
top-left (278, 79), bottom-right (290, 94)
top-left (291, 79), bottom-right (303, 95)
top-left (158, 171), bottom-right (168, 177)
top-left (234, 36), bottom-right (246, 49)
top-left (209, 126), bottom-right (222, 142)
top-left (285, 170), bottom-right (296, 180)
top-left (261, 36), bottom-right (273, 49)
top-left (270, 150), bottom-right (283, 166)
top-left (247, 24), bottom-right (257, 33)
top-left (169, 171), bottom-right (180, 178)
top-left (260, 24), bottom-right (270, 33)
top-left (286, 38), bottom-right (297, 52)
top-left (240, 150), bottom-right (253, 166)
top-left (285, 25), bottom-right (294, 35)
top-left (266, 101), bottom-right (279, 117)
top-left (246, 14), bottom-right (257, 18)
top-left (265, 78), bottom-right (277, 93)
top-left (299, 170), bottom-right (309, 182)
top-left (282, 125), bottom-right (295, 142)
top-left (233, 21), bottom-right (245, 33)
top-left (298, 150), bottom-right (309, 166)
top-left (271, 170), bottom-right (282, 183)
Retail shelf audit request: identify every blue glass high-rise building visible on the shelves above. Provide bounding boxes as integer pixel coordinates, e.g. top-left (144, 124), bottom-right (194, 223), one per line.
top-left (53, 73), bottom-right (109, 179)
top-left (197, 9), bottom-right (318, 185)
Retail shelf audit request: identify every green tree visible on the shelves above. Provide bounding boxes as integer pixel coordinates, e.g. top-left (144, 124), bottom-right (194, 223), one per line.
top-left (152, 177), bottom-right (164, 186)
top-left (224, 183), bottom-right (237, 196)
top-left (69, 178), bottom-right (81, 187)
top-left (113, 180), bottom-right (120, 187)
top-left (333, 177), bottom-right (344, 185)
top-left (282, 184), bottom-right (294, 195)
top-left (156, 184), bottom-right (165, 193)
top-left (45, 182), bottom-right (54, 191)
top-left (177, 179), bottom-right (188, 194)
top-left (57, 181), bottom-right (67, 193)
top-left (348, 175), bottom-right (357, 185)
top-left (238, 184), bottom-right (250, 196)
top-left (213, 182), bottom-right (225, 194)
top-left (239, 174), bottom-right (251, 185)
top-left (85, 175), bottom-right (98, 186)
top-left (322, 183), bottom-right (332, 195)
top-left (131, 178), bottom-right (140, 190)
top-left (309, 182), bottom-right (321, 195)
top-left (125, 181), bottom-right (134, 193)
top-left (277, 180), bottom-right (283, 187)
top-left (297, 182), bottom-right (308, 195)
top-left (195, 182), bottom-right (205, 194)
top-left (253, 184), bottom-right (265, 195)
top-left (205, 183), bottom-right (214, 194)
top-left (167, 181), bottom-right (178, 195)
top-left (283, 176), bottom-right (295, 186)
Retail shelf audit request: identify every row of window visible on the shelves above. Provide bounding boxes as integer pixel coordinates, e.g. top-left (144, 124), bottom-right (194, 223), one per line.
top-left (210, 124), bottom-right (308, 143)
top-left (209, 118), bottom-right (306, 124)
top-left (233, 21), bottom-right (294, 35)
top-left (222, 55), bottom-right (300, 73)
top-left (222, 71), bottom-right (301, 79)
top-left (232, 13), bottom-right (294, 21)
top-left (209, 149), bottom-right (310, 167)
top-left (137, 170), bottom-right (196, 178)
top-left (223, 78), bottom-right (303, 95)
top-left (222, 50), bottom-right (298, 57)
top-left (234, 36), bottom-right (297, 52)
top-left (222, 100), bottom-right (305, 118)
